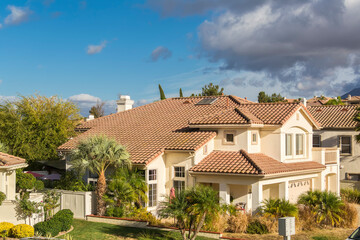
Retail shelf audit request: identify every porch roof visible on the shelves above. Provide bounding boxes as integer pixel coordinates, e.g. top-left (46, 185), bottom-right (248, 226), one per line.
top-left (190, 150), bottom-right (325, 175)
top-left (0, 152), bottom-right (26, 167)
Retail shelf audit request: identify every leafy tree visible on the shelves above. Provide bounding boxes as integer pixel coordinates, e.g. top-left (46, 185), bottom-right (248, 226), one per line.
top-left (0, 94), bottom-right (81, 163)
top-left (261, 198), bottom-right (298, 218)
top-left (179, 88), bottom-right (183, 98)
top-left (13, 196), bottom-right (42, 225)
top-left (0, 142), bottom-right (8, 153)
top-left (104, 168), bottom-right (147, 212)
top-left (257, 91), bottom-right (285, 103)
top-left (159, 84), bottom-right (166, 100)
top-left (191, 83), bottom-right (224, 97)
top-left (43, 190), bottom-right (61, 220)
top-left (89, 101), bottom-right (105, 118)
top-left (55, 171), bottom-right (92, 191)
top-left (70, 135), bottom-right (130, 216)
top-left (298, 190), bottom-right (344, 226)
top-left (16, 170), bottom-right (44, 199)
top-left (159, 185), bottom-right (221, 240)
top-left (325, 96), bottom-right (344, 105)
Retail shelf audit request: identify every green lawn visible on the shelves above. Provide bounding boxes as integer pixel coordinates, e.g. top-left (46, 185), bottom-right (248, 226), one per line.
top-left (68, 219), bottom-right (215, 240)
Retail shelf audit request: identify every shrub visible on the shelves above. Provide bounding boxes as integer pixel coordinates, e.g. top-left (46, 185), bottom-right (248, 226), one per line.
top-left (0, 222), bottom-right (14, 237)
top-left (226, 212), bottom-right (249, 233)
top-left (34, 218), bottom-right (61, 237)
top-left (53, 209), bottom-right (74, 231)
top-left (298, 191), bottom-right (344, 227)
top-left (261, 198), bottom-right (298, 218)
top-left (10, 224), bottom-right (34, 238)
top-left (298, 205), bottom-right (317, 231)
top-left (341, 188), bottom-right (360, 204)
top-left (246, 219), bottom-right (269, 234)
top-left (339, 201), bottom-right (358, 228)
top-left (106, 206), bottom-right (125, 218)
top-left (0, 192), bottom-right (6, 206)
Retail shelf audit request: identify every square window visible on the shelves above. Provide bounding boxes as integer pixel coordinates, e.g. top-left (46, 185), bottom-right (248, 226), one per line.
top-left (226, 134), bottom-right (234, 143)
top-left (173, 180), bottom-right (185, 192)
top-left (313, 135), bottom-right (321, 147)
top-left (148, 169), bottom-right (157, 181)
top-left (174, 167), bottom-right (185, 178)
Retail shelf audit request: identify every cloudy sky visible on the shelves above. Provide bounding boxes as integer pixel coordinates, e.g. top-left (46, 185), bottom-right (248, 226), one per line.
top-left (1, 0), bottom-right (360, 116)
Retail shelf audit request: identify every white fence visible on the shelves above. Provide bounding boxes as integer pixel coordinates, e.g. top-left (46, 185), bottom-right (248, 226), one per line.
top-left (55, 190), bottom-right (96, 219)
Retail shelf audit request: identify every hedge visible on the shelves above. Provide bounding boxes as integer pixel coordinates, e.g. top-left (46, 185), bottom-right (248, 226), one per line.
top-left (34, 209), bottom-right (74, 236)
top-left (0, 222), bottom-right (14, 237)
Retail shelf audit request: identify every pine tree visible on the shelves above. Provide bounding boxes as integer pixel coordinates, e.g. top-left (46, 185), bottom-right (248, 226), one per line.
top-left (159, 84), bottom-right (166, 100)
top-left (179, 88), bottom-right (183, 98)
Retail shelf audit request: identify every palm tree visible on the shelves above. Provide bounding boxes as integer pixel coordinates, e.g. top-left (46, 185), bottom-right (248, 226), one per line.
top-left (298, 190), bottom-right (344, 226)
top-left (159, 185), bottom-right (221, 240)
top-left (71, 135), bottom-right (130, 216)
top-left (261, 198), bottom-right (298, 218)
top-left (104, 168), bottom-right (147, 211)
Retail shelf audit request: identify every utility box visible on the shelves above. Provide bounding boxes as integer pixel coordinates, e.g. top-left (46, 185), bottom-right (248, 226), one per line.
top-left (279, 217), bottom-right (295, 239)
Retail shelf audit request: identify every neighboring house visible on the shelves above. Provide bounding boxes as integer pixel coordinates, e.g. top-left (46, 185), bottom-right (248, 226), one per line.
top-left (342, 95), bottom-right (360, 105)
top-left (306, 96), bottom-right (333, 106)
top-left (308, 105), bottom-right (360, 189)
top-left (58, 96), bottom-right (340, 214)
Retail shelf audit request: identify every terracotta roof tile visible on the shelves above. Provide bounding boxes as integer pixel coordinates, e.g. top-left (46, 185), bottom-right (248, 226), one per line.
top-left (308, 105), bottom-right (359, 128)
top-left (0, 152), bottom-right (26, 167)
top-left (190, 150), bottom-right (325, 175)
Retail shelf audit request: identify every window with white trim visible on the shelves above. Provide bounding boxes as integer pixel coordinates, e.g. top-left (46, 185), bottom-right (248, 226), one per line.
top-left (339, 136), bottom-right (351, 155)
top-left (173, 180), bottom-right (185, 192)
top-left (252, 132), bottom-right (258, 144)
top-left (296, 134), bottom-right (304, 155)
top-left (148, 183), bottom-right (157, 207)
top-left (313, 135), bottom-right (321, 147)
top-left (226, 133), bottom-right (234, 143)
top-left (174, 167), bottom-right (185, 178)
top-left (285, 134), bottom-right (292, 156)
top-left (148, 169), bottom-right (157, 181)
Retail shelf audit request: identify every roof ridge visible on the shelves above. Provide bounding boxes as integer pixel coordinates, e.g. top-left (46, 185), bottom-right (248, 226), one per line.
top-left (236, 107), bottom-right (263, 124)
top-left (239, 149), bottom-right (264, 174)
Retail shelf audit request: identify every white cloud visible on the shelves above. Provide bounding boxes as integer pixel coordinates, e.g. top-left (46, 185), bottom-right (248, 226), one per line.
top-left (4, 5), bottom-right (32, 25)
top-left (68, 94), bottom-right (101, 103)
top-left (87, 41), bottom-right (107, 55)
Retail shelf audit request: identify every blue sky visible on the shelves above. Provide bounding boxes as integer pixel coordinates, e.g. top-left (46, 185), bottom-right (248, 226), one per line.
top-left (1, 0), bottom-right (360, 115)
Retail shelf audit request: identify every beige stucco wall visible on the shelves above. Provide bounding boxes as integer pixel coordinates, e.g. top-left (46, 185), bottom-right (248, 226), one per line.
top-left (0, 170), bottom-right (16, 201)
top-left (313, 129), bottom-right (360, 181)
top-left (213, 129), bottom-right (247, 151)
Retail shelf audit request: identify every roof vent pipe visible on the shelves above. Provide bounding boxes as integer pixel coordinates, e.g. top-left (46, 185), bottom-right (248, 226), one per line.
top-left (300, 98), bottom-right (307, 107)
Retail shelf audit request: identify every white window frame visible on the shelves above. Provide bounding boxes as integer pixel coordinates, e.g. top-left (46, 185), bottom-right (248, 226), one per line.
top-left (284, 130), bottom-right (307, 159)
top-left (285, 134), bottom-right (292, 156)
top-left (173, 166), bottom-right (186, 193)
top-left (147, 169), bottom-right (158, 208)
top-left (295, 133), bottom-right (305, 156)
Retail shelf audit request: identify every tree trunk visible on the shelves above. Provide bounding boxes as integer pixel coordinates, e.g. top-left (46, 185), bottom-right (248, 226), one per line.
top-left (96, 170), bottom-right (107, 216)
top-left (190, 213), bottom-right (206, 240)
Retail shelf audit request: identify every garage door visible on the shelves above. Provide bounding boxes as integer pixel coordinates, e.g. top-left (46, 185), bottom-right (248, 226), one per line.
top-left (288, 179), bottom-right (311, 203)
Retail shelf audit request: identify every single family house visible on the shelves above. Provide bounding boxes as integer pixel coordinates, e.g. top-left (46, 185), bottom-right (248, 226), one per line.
top-left (58, 95), bottom-right (340, 214)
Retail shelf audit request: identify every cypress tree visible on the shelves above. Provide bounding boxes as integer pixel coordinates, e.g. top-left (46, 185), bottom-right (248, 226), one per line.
top-left (179, 88), bottom-right (183, 98)
top-left (159, 84), bottom-right (166, 100)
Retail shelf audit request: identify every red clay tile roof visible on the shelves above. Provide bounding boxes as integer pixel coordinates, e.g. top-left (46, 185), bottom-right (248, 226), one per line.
top-left (306, 97), bottom-right (332, 106)
top-left (190, 150), bottom-right (325, 175)
top-left (0, 152), bottom-right (26, 167)
top-left (59, 96), bottom-right (318, 165)
top-left (308, 105), bottom-right (359, 129)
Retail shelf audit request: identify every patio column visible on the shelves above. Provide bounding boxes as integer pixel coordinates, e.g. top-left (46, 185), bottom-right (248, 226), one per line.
top-left (251, 182), bottom-right (262, 214)
top-left (219, 183), bottom-right (230, 204)
top-left (279, 181), bottom-right (289, 200)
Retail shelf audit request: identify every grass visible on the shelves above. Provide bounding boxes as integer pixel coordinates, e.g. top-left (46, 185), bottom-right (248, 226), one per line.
top-left (223, 228), bottom-right (355, 240)
top-left (69, 219), bottom-right (214, 240)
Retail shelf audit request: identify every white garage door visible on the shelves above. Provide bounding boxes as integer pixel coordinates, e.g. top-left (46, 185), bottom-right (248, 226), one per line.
top-left (288, 179), bottom-right (311, 203)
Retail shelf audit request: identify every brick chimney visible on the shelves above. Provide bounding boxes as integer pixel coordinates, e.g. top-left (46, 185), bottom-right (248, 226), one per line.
top-left (116, 95), bottom-right (134, 113)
